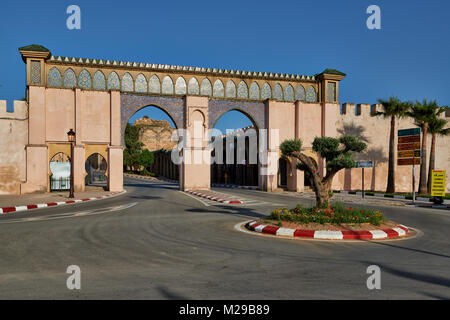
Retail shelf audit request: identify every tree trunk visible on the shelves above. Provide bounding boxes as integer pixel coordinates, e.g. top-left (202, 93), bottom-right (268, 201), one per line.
top-left (386, 115), bottom-right (396, 193)
top-left (419, 124), bottom-right (428, 194)
top-left (427, 133), bottom-right (436, 194)
top-left (316, 183), bottom-right (330, 210)
top-left (313, 171), bottom-right (336, 210)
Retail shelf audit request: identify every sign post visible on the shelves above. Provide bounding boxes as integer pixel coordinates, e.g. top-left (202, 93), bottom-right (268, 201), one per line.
top-left (431, 170), bottom-right (446, 204)
top-left (398, 128), bottom-right (421, 204)
top-left (356, 161), bottom-right (373, 199)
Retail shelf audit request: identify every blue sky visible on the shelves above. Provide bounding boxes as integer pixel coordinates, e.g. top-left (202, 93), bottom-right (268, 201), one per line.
top-left (1, 0), bottom-right (449, 133)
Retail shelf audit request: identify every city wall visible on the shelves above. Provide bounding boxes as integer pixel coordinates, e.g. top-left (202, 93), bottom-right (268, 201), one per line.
top-left (1, 96), bottom-right (449, 194)
top-left (0, 100), bottom-right (28, 194)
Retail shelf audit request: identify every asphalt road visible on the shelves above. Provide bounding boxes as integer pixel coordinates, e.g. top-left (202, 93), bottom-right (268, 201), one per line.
top-left (0, 177), bottom-right (449, 299)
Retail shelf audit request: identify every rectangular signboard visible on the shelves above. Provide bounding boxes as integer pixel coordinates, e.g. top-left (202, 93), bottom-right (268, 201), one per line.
top-left (398, 128), bottom-right (421, 137)
top-left (356, 161), bottom-right (373, 168)
top-left (398, 142), bottom-right (421, 151)
top-left (397, 158), bottom-right (421, 166)
top-left (431, 170), bottom-right (446, 197)
top-left (397, 150), bottom-right (421, 158)
top-left (398, 135), bottom-right (421, 144)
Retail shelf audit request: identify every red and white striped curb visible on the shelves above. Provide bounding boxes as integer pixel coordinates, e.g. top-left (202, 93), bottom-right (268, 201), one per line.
top-left (245, 220), bottom-right (409, 240)
top-left (0, 192), bottom-right (123, 214)
top-left (212, 183), bottom-right (258, 190)
top-left (185, 190), bottom-right (243, 204)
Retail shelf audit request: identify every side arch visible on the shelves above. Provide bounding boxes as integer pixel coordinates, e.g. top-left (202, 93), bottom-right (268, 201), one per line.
top-left (208, 99), bottom-right (265, 130)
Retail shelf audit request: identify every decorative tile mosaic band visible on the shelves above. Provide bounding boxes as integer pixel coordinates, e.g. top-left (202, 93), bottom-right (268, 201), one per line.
top-left (45, 67), bottom-right (318, 103)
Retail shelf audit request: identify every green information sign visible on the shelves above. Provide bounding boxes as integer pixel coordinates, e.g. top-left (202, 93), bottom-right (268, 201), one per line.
top-left (398, 128), bottom-right (421, 137)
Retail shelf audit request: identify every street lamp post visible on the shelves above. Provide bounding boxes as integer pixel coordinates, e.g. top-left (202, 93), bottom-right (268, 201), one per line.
top-left (67, 129), bottom-right (76, 198)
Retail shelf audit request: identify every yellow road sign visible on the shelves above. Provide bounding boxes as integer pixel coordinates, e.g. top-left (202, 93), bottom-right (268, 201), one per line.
top-left (431, 170), bottom-right (446, 197)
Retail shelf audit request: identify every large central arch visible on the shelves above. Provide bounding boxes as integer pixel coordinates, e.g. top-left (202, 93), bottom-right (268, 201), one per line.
top-left (120, 94), bottom-right (185, 144)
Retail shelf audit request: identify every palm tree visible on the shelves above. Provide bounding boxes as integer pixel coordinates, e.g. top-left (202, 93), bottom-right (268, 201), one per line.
top-left (427, 108), bottom-right (450, 193)
top-left (375, 97), bottom-right (411, 193)
top-left (407, 99), bottom-right (439, 194)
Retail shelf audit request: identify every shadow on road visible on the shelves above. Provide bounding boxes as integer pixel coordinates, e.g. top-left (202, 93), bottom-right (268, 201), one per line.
top-left (124, 182), bottom-right (179, 191)
top-left (364, 240), bottom-right (450, 260)
top-left (361, 260), bottom-right (450, 290)
top-left (156, 286), bottom-right (189, 300)
top-left (185, 205), bottom-right (267, 220)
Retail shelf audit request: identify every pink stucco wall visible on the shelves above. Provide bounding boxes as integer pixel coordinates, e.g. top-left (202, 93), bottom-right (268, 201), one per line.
top-left (0, 101), bottom-right (28, 194)
top-left (0, 87), bottom-right (123, 194)
top-left (1, 87), bottom-right (449, 195)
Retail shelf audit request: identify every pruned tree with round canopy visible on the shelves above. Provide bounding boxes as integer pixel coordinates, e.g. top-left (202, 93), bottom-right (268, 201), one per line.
top-left (280, 135), bottom-right (367, 209)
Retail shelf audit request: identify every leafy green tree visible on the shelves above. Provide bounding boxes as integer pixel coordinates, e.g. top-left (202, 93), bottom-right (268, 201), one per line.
top-left (138, 149), bottom-right (154, 171)
top-left (406, 99), bottom-right (440, 194)
top-left (280, 135), bottom-right (366, 209)
top-left (124, 123), bottom-right (143, 171)
top-left (426, 107), bottom-right (450, 193)
top-left (375, 97), bottom-right (411, 193)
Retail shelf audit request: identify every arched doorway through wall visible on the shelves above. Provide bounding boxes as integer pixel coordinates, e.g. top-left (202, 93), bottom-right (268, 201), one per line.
top-left (85, 153), bottom-right (108, 188)
top-left (126, 105), bottom-right (179, 182)
top-left (49, 152), bottom-right (71, 191)
top-left (210, 109), bottom-right (258, 187)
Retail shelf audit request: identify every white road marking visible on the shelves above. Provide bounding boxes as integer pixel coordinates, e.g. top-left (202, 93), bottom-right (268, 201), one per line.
top-left (0, 202), bottom-right (137, 224)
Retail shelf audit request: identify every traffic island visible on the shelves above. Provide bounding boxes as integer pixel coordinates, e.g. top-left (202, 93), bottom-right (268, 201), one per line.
top-left (244, 202), bottom-right (413, 240)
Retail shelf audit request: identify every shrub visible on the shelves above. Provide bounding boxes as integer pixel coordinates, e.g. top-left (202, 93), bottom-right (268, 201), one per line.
top-left (270, 201), bottom-right (384, 226)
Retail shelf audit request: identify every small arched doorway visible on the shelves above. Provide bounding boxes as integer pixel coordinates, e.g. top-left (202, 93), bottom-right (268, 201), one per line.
top-left (49, 152), bottom-right (71, 191)
top-left (85, 153), bottom-right (108, 187)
